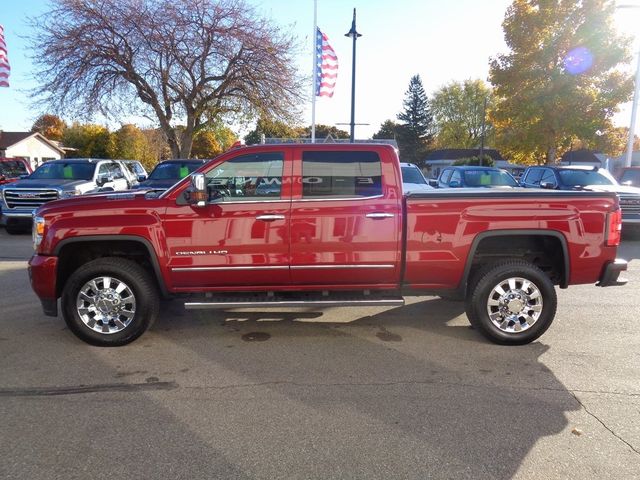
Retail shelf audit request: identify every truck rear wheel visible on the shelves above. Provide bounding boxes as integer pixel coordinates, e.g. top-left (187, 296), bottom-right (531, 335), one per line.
top-left (466, 260), bottom-right (557, 345)
top-left (61, 257), bottom-right (159, 346)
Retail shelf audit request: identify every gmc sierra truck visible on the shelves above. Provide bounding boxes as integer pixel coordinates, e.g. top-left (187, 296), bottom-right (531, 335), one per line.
top-left (28, 144), bottom-right (627, 346)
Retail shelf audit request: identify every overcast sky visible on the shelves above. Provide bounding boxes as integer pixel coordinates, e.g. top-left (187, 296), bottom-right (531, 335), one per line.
top-left (1, 0), bottom-right (639, 139)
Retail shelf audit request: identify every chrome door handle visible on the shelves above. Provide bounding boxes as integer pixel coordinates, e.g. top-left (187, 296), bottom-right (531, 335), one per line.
top-left (366, 213), bottom-right (394, 219)
top-left (256, 214), bottom-right (285, 221)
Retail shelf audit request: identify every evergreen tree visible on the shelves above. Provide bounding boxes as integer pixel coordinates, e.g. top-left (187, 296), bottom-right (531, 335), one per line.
top-left (397, 75), bottom-right (434, 143)
top-left (396, 75), bottom-right (434, 163)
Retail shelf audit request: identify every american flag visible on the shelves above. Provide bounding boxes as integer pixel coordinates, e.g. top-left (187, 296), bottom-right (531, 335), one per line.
top-left (0, 25), bottom-right (9, 88)
top-left (315, 28), bottom-right (338, 97)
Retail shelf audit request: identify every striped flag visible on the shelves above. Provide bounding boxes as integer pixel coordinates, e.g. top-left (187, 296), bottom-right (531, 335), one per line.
top-left (315, 28), bottom-right (338, 97)
top-left (0, 25), bottom-right (9, 88)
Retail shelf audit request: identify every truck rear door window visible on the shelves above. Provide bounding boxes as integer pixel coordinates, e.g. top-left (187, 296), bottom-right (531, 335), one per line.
top-left (205, 152), bottom-right (284, 201)
top-left (301, 151), bottom-right (382, 198)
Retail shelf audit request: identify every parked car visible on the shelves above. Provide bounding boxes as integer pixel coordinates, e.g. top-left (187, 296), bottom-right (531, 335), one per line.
top-left (519, 165), bottom-right (640, 230)
top-left (618, 167), bottom-right (640, 187)
top-left (0, 157), bottom-right (32, 185)
top-left (0, 158), bottom-right (131, 234)
top-left (135, 159), bottom-right (205, 191)
top-left (432, 166), bottom-right (519, 188)
top-left (400, 162), bottom-right (433, 193)
top-left (29, 144), bottom-right (626, 347)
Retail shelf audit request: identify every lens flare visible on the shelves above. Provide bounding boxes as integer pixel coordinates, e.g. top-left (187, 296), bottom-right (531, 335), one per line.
top-left (564, 46), bottom-right (594, 75)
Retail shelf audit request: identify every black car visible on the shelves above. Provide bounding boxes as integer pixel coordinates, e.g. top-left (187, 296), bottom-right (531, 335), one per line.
top-left (519, 165), bottom-right (640, 228)
top-left (432, 166), bottom-right (519, 188)
top-left (136, 159), bottom-right (206, 191)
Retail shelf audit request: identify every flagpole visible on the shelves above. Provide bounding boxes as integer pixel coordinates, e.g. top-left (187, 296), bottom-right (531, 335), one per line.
top-left (311, 0), bottom-right (318, 143)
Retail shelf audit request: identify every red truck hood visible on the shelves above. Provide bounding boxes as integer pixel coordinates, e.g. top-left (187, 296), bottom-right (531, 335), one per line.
top-left (36, 190), bottom-right (153, 217)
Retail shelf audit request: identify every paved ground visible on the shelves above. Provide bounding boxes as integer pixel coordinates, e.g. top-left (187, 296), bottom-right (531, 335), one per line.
top-left (0, 229), bottom-right (638, 479)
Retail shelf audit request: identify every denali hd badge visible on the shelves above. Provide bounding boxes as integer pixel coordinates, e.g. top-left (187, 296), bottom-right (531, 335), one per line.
top-left (176, 250), bottom-right (228, 256)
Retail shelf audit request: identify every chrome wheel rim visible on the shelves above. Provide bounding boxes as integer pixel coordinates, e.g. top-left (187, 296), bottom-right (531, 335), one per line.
top-left (76, 276), bottom-right (136, 334)
top-left (486, 277), bottom-right (543, 334)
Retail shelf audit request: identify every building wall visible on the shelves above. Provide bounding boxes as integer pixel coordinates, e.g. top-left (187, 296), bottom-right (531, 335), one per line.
top-left (5, 137), bottom-right (62, 170)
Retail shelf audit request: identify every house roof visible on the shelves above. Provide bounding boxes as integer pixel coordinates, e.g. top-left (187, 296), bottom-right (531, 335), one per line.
top-left (0, 132), bottom-right (33, 149)
top-left (0, 131), bottom-right (65, 155)
top-left (560, 149), bottom-right (602, 164)
top-left (424, 148), bottom-right (504, 162)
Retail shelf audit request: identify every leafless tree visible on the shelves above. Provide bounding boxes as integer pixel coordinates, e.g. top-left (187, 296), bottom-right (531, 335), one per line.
top-left (30, 0), bottom-right (304, 158)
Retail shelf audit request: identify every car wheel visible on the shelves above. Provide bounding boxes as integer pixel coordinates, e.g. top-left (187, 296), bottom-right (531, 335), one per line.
top-left (466, 260), bottom-right (557, 345)
top-left (61, 257), bottom-right (159, 346)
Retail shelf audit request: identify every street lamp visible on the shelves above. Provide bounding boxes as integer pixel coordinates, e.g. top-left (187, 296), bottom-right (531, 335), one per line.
top-left (617, 4), bottom-right (640, 167)
top-left (345, 8), bottom-right (362, 143)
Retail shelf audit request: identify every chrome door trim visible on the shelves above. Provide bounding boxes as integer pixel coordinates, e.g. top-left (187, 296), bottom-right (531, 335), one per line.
top-left (294, 194), bottom-right (384, 202)
top-left (172, 266), bottom-right (289, 272)
top-left (290, 264), bottom-right (395, 270)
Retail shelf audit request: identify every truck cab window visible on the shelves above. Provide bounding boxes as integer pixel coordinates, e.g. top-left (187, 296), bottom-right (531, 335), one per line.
top-left (301, 151), bottom-right (382, 198)
top-left (205, 152), bottom-right (284, 201)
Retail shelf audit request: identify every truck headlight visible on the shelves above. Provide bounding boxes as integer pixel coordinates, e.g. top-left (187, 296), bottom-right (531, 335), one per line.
top-left (33, 216), bottom-right (45, 249)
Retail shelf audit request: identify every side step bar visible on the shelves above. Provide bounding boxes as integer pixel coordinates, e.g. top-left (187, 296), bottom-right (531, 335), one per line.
top-left (185, 298), bottom-right (405, 310)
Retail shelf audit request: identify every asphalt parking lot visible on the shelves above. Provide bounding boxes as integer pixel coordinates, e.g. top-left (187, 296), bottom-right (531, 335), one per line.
top-left (0, 228), bottom-right (638, 479)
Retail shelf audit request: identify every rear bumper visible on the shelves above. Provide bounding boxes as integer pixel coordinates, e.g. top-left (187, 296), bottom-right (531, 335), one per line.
top-left (596, 258), bottom-right (628, 287)
top-left (28, 254), bottom-right (59, 317)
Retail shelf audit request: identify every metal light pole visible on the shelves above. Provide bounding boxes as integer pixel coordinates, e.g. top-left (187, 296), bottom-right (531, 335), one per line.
top-left (479, 96), bottom-right (487, 166)
top-left (345, 8), bottom-right (362, 143)
top-left (625, 47), bottom-right (640, 168)
top-left (618, 4), bottom-right (640, 167)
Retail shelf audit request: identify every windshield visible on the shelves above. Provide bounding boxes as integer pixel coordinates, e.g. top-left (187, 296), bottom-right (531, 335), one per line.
top-left (620, 169), bottom-right (640, 185)
top-left (463, 169), bottom-right (518, 187)
top-left (29, 162), bottom-right (96, 180)
top-left (401, 166), bottom-right (427, 184)
top-left (0, 160), bottom-right (28, 178)
top-left (558, 169), bottom-right (614, 187)
top-left (149, 162), bottom-right (200, 180)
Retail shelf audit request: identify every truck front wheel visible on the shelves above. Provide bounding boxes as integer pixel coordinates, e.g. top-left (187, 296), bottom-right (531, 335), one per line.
top-left (466, 260), bottom-right (557, 345)
top-left (61, 257), bottom-right (159, 346)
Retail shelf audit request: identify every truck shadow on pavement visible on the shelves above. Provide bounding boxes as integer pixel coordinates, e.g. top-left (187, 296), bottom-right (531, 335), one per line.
top-left (145, 297), bottom-right (579, 479)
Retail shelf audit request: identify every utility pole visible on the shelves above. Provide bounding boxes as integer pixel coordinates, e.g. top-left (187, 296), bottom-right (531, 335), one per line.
top-left (345, 8), bottom-right (362, 143)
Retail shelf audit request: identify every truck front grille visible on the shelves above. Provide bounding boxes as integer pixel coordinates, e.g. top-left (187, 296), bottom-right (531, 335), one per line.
top-left (3, 189), bottom-right (59, 209)
top-left (619, 195), bottom-right (640, 215)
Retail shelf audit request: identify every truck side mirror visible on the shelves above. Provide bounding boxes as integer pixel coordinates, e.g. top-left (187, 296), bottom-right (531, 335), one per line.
top-left (137, 175), bottom-right (147, 182)
top-left (448, 180), bottom-right (461, 188)
top-left (428, 179), bottom-right (438, 187)
top-left (540, 181), bottom-right (555, 189)
top-left (188, 173), bottom-right (207, 207)
top-left (96, 175), bottom-right (113, 187)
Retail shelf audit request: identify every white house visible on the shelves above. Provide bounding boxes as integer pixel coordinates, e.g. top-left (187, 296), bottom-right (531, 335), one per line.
top-left (0, 131), bottom-right (65, 169)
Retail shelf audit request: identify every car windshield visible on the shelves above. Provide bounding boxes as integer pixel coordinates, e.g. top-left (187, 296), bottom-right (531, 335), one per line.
top-left (558, 169), bottom-right (614, 187)
top-left (463, 169), bottom-right (518, 187)
top-left (401, 166), bottom-right (427, 184)
top-left (149, 162), bottom-right (200, 180)
top-left (620, 169), bottom-right (640, 185)
top-left (0, 161), bottom-right (28, 178)
top-left (29, 162), bottom-right (96, 180)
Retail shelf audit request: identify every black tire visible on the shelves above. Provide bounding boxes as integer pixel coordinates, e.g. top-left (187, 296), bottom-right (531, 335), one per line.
top-left (466, 260), bottom-right (557, 345)
top-left (61, 257), bottom-right (159, 346)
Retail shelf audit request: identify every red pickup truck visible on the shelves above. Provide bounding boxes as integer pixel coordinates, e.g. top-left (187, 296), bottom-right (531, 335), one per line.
top-left (28, 144), bottom-right (627, 347)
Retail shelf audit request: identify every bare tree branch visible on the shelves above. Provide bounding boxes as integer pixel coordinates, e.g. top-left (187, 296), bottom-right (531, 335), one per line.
top-left (29, 0), bottom-right (304, 158)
